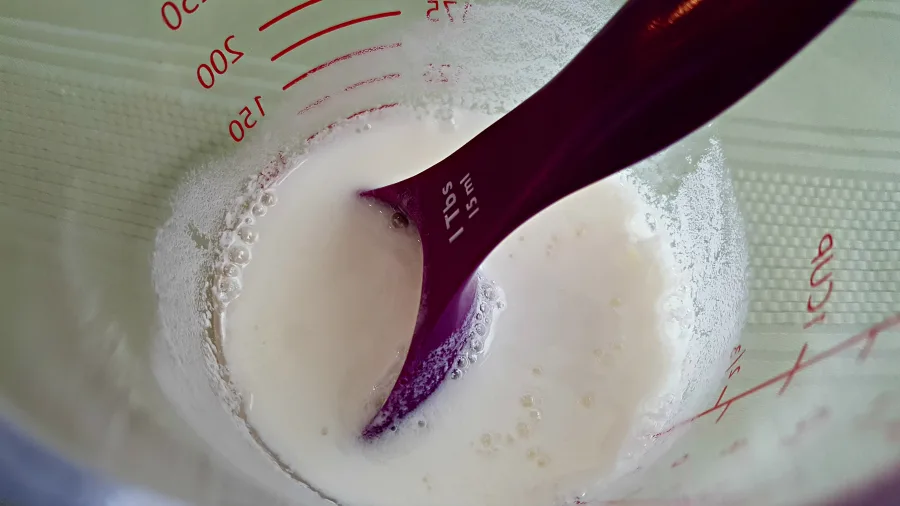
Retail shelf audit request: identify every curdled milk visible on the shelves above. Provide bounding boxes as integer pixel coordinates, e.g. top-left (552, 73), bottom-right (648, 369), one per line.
top-left (223, 108), bottom-right (675, 506)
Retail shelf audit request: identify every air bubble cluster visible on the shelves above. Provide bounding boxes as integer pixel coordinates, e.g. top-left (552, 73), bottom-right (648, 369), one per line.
top-left (212, 183), bottom-right (280, 307)
top-left (446, 278), bottom-right (506, 381)
top-left (238, 226), bottom-right (258, 244)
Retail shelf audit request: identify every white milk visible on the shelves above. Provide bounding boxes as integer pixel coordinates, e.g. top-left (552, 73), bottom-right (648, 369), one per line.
top-left (222, 109), bottom-right (676, 506)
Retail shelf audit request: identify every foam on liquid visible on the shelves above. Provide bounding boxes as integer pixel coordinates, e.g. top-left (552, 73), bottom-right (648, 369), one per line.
top-left (222, 108), bottom-right (677, 506)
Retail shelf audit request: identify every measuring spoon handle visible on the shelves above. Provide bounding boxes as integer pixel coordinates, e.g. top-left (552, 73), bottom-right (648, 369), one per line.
top-left (420, 0), bottom-right (854, 271)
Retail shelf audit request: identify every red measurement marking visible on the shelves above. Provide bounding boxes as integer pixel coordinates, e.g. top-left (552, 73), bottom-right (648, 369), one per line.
top-left (426, 0), bottom-right (471, 22)
top-left (282, 42), bottom-right (402, 91)
top-left (271, 11), bottom-right (402, 62)
top-left (670, 453), bottom-right (689, 468)
top-left (781, 405), bottom-right (830, 446)
top-left (259, 0), bottom-right (324, 31)
top-left (804, 232), bottom-right (834, 330)
top-left (296, 74), bottom-right (402, 114)
top-left (720, 437), bottom-right (748, 456)
top-left (308, 124), bottom-right (339, 142)
top-left (161, 0), bottom-right (209, 31)
top-left (427, 0), bottom-right (454, 22)
top-left (161, 2), bottom-right (181, 30)
top-left (298, 96), bottom-right (331, 115)
top-left (305, 103), bottom-right (399, 142)
top-left (709, 345), bottom-right (746, 422)
top-left (258, 152), bottom-right (287, 188)
top-left (726, 345), bottom-right (744, 379)
top-left (655, 314), bottom-right (900, 437)
top-left (229, 96), bottom-right (265, 143)
top-left (711, 387), bottom-right (732, 422)
top-left (347, 103), bottom-right (398, 119)
top-left (777, 342), bottom-right (808, 395)
top-left (196, 36), bottom-right (244, 90)
top-left (345, 73), bottom-right (401, 91)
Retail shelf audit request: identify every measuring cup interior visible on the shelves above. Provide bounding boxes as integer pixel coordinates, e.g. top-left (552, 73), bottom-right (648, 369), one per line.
top-left (1, 1), bottom-right (900, 505)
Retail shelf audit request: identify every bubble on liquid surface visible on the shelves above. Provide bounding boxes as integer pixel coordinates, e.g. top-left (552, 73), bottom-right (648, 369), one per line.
top-left (252, 204), bottom-right (268, 217)
top-left (216, 277), bottom-right (242, 303)
top-left (391, 212), bottom-right (409, 229)
top-left (222, 264), bottom-right (241, 278)
top-left (260, 191), bottom-right (278, 207)
top-left (580, 394), bottom-right (594, 408)
top-left (238, 226), bottom-right (258, 244)
top-left (438, 275), bottom-right (503, 389)
top-left (229, 245), bottom-right (251, 265)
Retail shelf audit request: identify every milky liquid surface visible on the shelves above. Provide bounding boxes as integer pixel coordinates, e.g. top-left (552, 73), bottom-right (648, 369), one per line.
top-left (223, 109), bottom-right (675, 506)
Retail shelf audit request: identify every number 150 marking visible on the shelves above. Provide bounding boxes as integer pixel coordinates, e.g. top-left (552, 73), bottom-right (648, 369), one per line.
top-left (229, 96), bottom-right (265, 143)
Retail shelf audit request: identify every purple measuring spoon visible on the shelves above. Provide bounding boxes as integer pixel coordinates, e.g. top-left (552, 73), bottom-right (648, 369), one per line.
top-left (359, 0), bottom-right (855, 440)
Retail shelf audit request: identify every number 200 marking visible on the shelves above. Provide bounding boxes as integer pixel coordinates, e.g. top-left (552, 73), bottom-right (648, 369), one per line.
top-left (197, 36), bottom-right (245, 90)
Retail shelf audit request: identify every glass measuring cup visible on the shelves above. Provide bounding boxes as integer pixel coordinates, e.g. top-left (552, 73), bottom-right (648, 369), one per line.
top-left (1, 1), bottom-right (899, 506)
